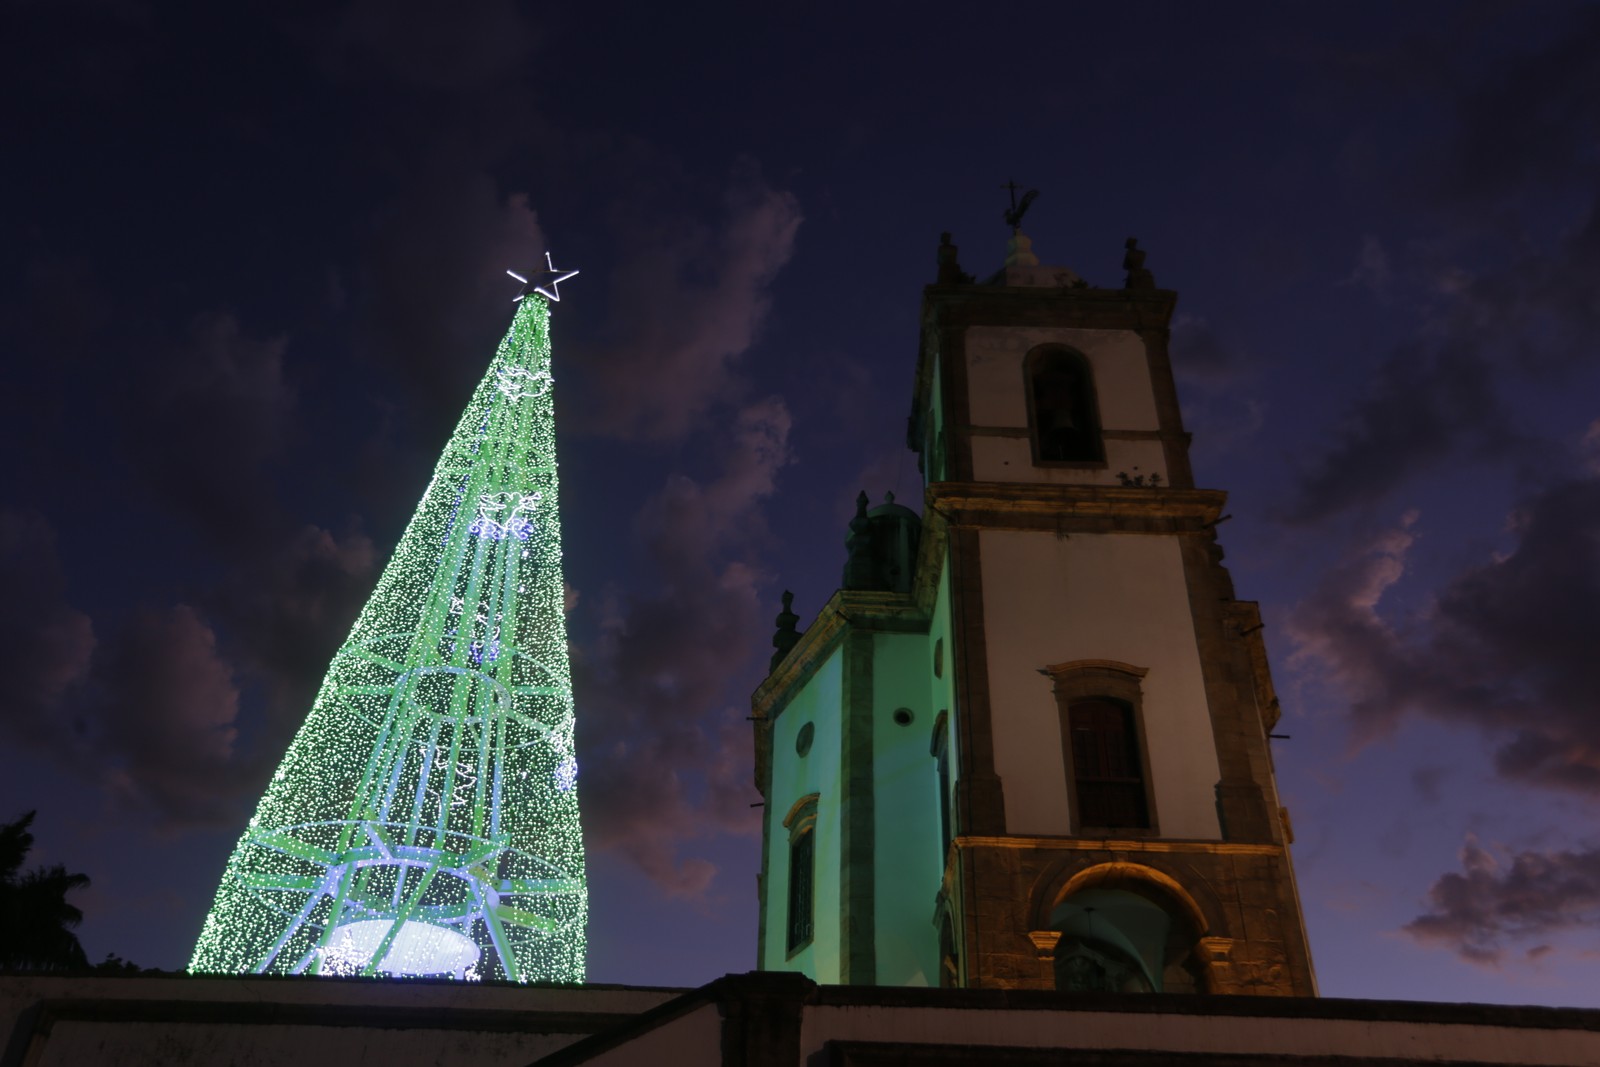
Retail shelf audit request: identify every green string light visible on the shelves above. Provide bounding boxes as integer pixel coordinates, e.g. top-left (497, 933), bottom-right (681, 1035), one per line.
top-left (191, 294), bottom-right (586, 982)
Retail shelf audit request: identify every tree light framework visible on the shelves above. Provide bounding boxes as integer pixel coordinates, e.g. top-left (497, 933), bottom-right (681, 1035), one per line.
top-left (191, 291), bottom-right (586, 982)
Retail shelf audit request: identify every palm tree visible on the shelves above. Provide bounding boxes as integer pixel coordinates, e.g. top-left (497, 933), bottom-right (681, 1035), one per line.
top-left (0, 811), bottom-right (91, 971)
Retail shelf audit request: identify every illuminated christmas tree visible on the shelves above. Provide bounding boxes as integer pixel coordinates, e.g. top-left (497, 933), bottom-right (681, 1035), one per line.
top-left (192, 259), bottom-right (587, 982)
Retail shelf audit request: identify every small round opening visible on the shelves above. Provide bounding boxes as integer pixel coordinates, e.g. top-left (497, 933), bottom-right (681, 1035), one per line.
top-left (795, 722), bottom-right (815, 756)
top-left (892, 708), bottom-right (914, 727)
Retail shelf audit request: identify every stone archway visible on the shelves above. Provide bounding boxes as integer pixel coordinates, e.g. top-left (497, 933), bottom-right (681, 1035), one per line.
top-left (1042, 863), bottom-right (1213, 993)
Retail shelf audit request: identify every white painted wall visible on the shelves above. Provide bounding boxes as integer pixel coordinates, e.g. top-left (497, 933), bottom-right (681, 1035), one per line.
top-left (762, 647), bottom-right (845, 980)
top-left (799, 1003), bottom-right (1600, 1065)
top-left (971, 434), bottom-right (1167, 485)
top-left (978, 529), bottom-right (1222, 839)
top-left (870, 631), bottom-right (941, 986)
top-left (964, 326), bottom-right (1164, 487)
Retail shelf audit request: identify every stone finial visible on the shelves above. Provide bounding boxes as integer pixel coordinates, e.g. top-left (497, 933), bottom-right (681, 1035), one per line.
top-left (1123, 237), bottom-right (1156, 289)
top-left (1005, 231), bottom-right (1041, 268)
top-left (842, 491), bottom-right (875, 590)
top-left (770, 590), bottom-right (801, 673)
top-left (936, 232), bottom-right (969, 285)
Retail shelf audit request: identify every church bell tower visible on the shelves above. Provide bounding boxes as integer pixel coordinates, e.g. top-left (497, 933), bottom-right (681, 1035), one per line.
top-left (752, 212), bottom-right (1316, 996)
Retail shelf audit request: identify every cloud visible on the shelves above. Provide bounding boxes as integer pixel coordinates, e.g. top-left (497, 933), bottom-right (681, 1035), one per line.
top-left (1170, 314), bottom-right (1244, 386)
top-left (0, 513), bottom-right (241, 826)
top-left (0, 512), bottom-right (95, 745)
top-left (1411, 765), bottom-right (1448, 804)
top-left (210, 523), bottom-right (377, 738)
top-left (1289, 474), bottom-right (1600, 791)
top-left (1339, 234), bottom-right (1393, 296)
top-left (1284, 10), bottom-right (1600, 522)
top-left (360, 173), bottom-right (548, 440)
top-left (1433, 476), bottom-right (1600, 791)
top-left (574, 398), bottom-right (792, 893)
top-left (636, 397), bottom-right (793, 568)
top-left (576, 166), bottom-right (802, 443)
top-left (92, 605), bottom-right (244, 822)
top-left (313, 0), bottom-right (538, 92)
top-left (1431, 8), bottom-right (1600, 215)
top-left (1287, 509), bottom-right (1428, 745)
top-left (1, 0), bottom-right (156, 101)
top-left (1281, 342), bottom-right (1515, 524)
top-left (1169, 314), bottom-right (1266, 459)
top-left (0, 509), bottom-right (376, 829)
top-left (1405, 837), bottom-right (1600, 966)
top-left (126, 313), bottom-right (295, 549)
top-left (1582, 419), bottom-right (1600, 475)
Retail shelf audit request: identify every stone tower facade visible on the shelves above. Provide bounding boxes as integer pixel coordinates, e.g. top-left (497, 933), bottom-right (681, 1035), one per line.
top-left (752, 229), bottom-right (1315, 995)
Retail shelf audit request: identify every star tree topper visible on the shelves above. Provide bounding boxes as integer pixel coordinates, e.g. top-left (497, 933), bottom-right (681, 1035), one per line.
top-left (508, 252), bottom-right (579, 302)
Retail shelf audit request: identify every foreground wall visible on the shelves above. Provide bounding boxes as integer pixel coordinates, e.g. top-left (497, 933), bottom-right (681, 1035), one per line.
top-left (0, 973), bottom-right (680, 1067)
top-left (541, 972), bottom-right (1600, 1067)
top-left (9, 971), bottom-right (1600, 1067)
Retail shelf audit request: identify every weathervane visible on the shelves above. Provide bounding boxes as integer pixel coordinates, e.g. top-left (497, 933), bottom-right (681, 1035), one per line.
top-left (1002, 179), bottom-right (1039, 234)
top-left (507, 251), bottom-right (579, 302)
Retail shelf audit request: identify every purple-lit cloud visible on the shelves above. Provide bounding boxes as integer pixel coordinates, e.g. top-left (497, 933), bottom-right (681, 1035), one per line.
top-left (0, 512), bottom-right (95, 746)
top-left (1289, 473), bottom-right (1600, 791)
top-left (576, 168), bottom-right (802, 443)
top-left (359, 175), bottom-right (549, 436)
top-left (0, 514), bottom-right (249, 826)
top-left (210, 523), bottom-right (377, 742)
top-left (574, 399), bottom-right (791, 893)
top-left (93, 605), bottom-right (243, 822)
top-left (1284, 10), bottom-right (1600, 524)
top-left (128, 312), bottom-right (296, 551)
top-left (1406, 837), bottom-right (1600, 966)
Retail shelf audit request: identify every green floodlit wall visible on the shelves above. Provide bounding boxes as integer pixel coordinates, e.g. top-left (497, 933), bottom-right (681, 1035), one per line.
top-left (764, 648), bottom-right (844, 979)
top-left (191, 294), bottom-right (586, 983)
top-left (870, 629), bottom-right (941, 986)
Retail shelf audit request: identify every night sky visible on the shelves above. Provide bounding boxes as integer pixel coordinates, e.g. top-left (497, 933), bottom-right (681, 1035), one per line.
top-left (4, 2), bottom-right (1600, 1005)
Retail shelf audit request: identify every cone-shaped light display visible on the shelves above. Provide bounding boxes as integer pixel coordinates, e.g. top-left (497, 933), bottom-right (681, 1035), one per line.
top-left (192, 290), bottom-right (586, 982)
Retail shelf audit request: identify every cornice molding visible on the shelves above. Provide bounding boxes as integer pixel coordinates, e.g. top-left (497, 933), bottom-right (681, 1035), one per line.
top-left (954, 834), bottom-right (1284, 858)
top-left (928, 482), bottom-right (1227, 528)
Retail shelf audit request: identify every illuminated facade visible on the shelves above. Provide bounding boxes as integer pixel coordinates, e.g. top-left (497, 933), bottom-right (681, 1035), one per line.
top-left (192, 286), bottom-right (587, 982)
top-left (754, 230), bottom-right (1316, 994)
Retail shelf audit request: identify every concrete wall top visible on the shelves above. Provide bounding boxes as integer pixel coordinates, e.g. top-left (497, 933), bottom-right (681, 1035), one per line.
top-left (0, 973), bottom-right (682, 1067)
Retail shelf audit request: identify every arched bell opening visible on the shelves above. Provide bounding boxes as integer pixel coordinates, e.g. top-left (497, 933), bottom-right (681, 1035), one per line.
top-left (1047, 880), bottom-right (1207, 994)
top-left (1024, 346), bottom-right (1104, 465)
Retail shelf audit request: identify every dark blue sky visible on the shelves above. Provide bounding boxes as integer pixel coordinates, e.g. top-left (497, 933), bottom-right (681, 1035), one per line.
top-left (3, 1), bottom-right (1599, 1003)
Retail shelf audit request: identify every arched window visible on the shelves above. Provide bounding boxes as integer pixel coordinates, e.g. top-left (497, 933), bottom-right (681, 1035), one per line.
top-left (1043, 660), bottom-right (1156, 834)
top-left (783, 795), bottom-right (818, 955)
top-left (1026, 347), bottom-right (1103, 464)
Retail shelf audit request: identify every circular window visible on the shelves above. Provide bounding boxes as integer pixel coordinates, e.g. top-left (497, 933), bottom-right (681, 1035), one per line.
top-left (934, 638), bottom-right (944, 679)
top-left (892, 708), bottom-right (915, 727)
top-left (795, 722), bottom-right (814, 757)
